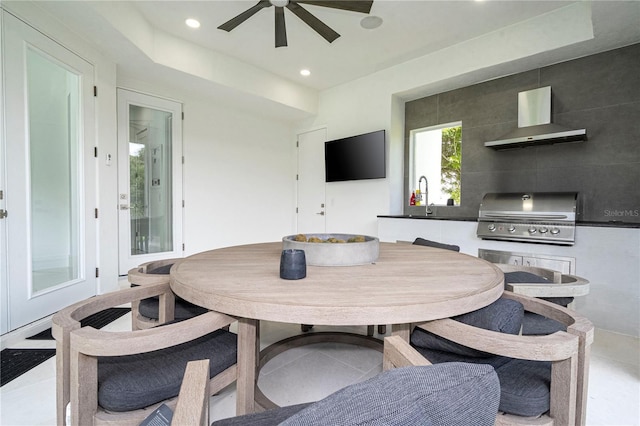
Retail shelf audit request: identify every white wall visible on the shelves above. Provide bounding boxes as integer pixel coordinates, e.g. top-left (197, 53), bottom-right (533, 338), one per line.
top-left (296, 81), bottom-right (395, 237)
top-left (181, 98), bottom-right (296, 254)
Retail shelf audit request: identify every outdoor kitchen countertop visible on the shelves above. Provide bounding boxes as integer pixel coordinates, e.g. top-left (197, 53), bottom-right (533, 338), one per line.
top-left (378, 215), bottom-right (640, 228)
top-left (377, 215), bottom-right (478, 221)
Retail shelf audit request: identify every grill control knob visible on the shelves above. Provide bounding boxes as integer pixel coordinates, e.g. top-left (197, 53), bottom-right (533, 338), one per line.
top-left (508, 225), bottom-right (516, 233)
top-left (487, 224), bottom-right (496, 232)
top-left (539, 227), bottom-right (549, 234)
top-left (550, 228), bottom-right (560, 235)
top-left (528, 227), bottom-right (537, 234)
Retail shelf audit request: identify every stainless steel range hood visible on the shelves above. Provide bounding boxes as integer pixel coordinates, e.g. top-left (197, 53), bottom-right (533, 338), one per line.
top-left (484, 86), bottom-right (587, 150)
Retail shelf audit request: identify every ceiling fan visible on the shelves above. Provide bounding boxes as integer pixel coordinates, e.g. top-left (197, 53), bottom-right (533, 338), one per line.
top-left (218, 0), bottom-right (374, 48)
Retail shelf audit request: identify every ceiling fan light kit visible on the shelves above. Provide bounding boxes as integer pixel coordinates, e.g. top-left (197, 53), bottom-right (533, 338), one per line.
top-left (218, 0), bottom-right (374, 48)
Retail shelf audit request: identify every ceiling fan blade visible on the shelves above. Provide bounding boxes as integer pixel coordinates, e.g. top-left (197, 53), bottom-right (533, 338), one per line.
top-left (218, 0), bottom-right (272, 32)
top-left (275, 7), bottom-right (288, 47)
top-left (286, 2), bottom-right (340, 43)
top-left (296, 0), bottom-right (373, 14)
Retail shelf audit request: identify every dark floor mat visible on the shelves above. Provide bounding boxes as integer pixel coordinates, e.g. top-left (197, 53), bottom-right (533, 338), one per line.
top-left (26, 328), bottom-right (54, 340)
top-left (27, 307), bottom-right (131, 340)
top-left (5, 307), bottom-right (132, 387)
top-left (79, 307), bottom-right (131, 329)
top-left (0, 349), bottom-right (56, 387)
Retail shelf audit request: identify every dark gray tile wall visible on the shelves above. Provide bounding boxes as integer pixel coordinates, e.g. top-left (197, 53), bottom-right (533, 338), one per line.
top-left (404, 43), bottom-right (640, 223)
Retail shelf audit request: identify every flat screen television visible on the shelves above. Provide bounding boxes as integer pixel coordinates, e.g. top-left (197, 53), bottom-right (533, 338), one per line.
top-left (324, 130), bottom-right (386, 182)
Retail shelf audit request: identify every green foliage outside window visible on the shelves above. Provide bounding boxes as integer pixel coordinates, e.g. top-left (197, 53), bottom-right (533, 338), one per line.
top-left (130, 147), bottom-right (146, 220)
top-left (441, 126), bottom-right (461, 204)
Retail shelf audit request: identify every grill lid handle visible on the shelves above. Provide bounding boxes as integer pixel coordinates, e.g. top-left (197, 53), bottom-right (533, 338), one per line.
top-left (482, 213), bottom-right (569, 220)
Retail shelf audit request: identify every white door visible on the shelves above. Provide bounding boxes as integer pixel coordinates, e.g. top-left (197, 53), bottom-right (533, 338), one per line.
top-left (297, 128), bottom-right (327, 234)
top-left (117, 89), bottom-right (183, 275)
top-left (1, 11), bottom-right (97, 333)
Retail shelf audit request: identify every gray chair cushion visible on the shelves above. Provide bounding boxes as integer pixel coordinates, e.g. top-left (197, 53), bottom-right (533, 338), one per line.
top-left (453, 298), bottom-right (523, 333)
top-left (504, 271), bottom-right (574, 306)
top-left (411, 352), bottom-right (551, 417)
top-left (410, 297), bottom-right (552, 418)
top-left (212, 403), bottom-right (312, 426)
top-left (136, 263), bottom-right (208, 320)
top-left (540, 296), bottom-right (574, 307)
top-left (413, 237), bottom-right (460, 252)
top-left (138, 297), bottom-right (208, 320)
top-left (522, 312), bottom-right (566, 336)
top-left (504, 271), bottom-right (549, 284)
top-left (213, 364), bottom-right (499, 426)
top-left (281, 363), bottom-right (499, 426)
top-left (495, 359), bottom-right (551, 417)
top-left (412, 346), bottom-right (512, 371)
top-left (148, 264), bottom-right (174, 275)
top-left (411, 298), bottom-right (523, 358)
top-left (97, 330), bottom-right (237, 412)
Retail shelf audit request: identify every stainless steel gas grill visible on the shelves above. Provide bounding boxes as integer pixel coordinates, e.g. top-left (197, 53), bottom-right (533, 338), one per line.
top-left (476, 192), bottom-right (578, 245)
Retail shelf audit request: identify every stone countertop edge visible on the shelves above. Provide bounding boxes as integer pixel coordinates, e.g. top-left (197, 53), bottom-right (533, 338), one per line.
top-left (377, 215), bottom-right (640, 229)
top-left (377, 215), bottom-right (478, 222)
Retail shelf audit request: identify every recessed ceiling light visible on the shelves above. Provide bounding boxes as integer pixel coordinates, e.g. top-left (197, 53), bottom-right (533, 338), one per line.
top-left (185, 18), bottom-right (200, 29)
top-left (300, 69), bottom-right (311, 77)
top-left (360, 15), bottom-right (383, 30)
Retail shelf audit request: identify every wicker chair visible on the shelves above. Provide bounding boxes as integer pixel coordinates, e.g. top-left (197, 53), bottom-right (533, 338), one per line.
top-left (383, 291), bottom-right (594, 426)
top-left (52, 281), bottom-right (237, 426)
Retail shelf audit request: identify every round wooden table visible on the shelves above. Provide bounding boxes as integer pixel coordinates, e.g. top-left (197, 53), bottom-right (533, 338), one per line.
top-left (170, 241), bottom-right (504, 415)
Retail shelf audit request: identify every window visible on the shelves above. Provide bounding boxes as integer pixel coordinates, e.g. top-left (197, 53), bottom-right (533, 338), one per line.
top-left (409, 122), bottom-right (462, 206)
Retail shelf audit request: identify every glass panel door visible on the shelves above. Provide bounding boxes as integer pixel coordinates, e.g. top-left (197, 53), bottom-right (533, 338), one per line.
top-left (117, 89), bottom-right (183, 274)
top-left (2, 10), bottom-right (96, 332)
top-left (129, 105), bottom-right (173, 255)
top-left (27, 48), bottom-right (82, 294)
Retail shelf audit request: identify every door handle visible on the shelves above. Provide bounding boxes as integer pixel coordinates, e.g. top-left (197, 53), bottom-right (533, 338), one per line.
top-left (316, 211), bottom-right (325, 216)
top-left (119, 204), bottom-right (129, 210)
top-left (0, 209), bottom-right (7, 219)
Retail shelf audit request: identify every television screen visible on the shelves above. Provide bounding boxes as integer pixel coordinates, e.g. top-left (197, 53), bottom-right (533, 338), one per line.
top-left (325, 130), bottom-right (386, 182)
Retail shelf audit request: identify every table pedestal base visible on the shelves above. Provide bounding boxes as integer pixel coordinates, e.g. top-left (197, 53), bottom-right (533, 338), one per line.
top-left (254, 332), bottom-right (384, 411)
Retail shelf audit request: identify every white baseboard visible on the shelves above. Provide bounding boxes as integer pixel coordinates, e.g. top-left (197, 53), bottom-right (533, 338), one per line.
top-left (0, 315), bottom-right (53, 350)
top-left (593, 328), bottom-right (640, 367)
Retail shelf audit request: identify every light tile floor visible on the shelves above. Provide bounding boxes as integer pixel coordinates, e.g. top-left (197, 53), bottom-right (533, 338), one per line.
top-left (1, 314), bottom-right (638, 425)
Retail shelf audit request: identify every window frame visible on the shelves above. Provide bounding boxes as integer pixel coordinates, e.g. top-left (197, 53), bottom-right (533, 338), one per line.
top-left (407, 121), bottom-right (462, 210)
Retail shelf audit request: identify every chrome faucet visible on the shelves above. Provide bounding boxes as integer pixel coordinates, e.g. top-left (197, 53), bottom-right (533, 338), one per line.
top-left (418, 176), bottom-right (432, 215)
